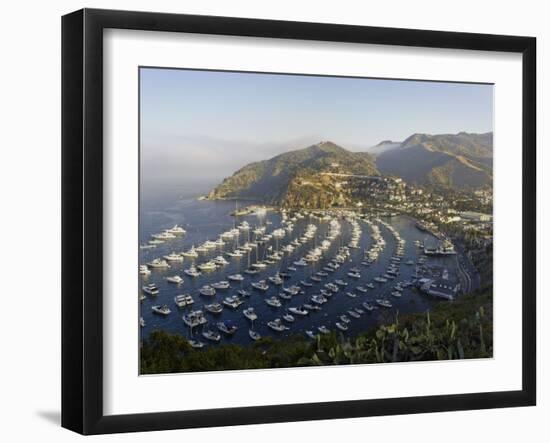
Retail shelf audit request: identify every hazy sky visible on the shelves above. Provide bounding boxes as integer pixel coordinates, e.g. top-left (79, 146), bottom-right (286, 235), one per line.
top-left (140, 67), bottom-right (493, 190)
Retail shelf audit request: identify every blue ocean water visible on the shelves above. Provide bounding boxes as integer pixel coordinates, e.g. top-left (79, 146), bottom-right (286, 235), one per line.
top-left (138, 195), bottom-right (459, 346)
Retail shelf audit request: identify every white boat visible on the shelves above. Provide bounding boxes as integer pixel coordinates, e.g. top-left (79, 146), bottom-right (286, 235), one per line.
top-left (340, 314), bottom-right (351, 324)
top-left (139, 265), bottom-right (151, 275)
top-left (305, 330), bottom-right (318, 339)
top-left (182, 310), bottom-right (208, 328)
top-left (293, 259), bottom-right (308, 267)
top-left (211, 281), bottom-right (230, 290)
top-left (184, 266), bottom-right (201, 277)
top-left (217, 320), bottom-right (238, 335)
top-left (249, 329), bottom-right (262, 341)
top-left (251, 261), bottom-right (267, 269)
top-left (267, 318), bottom-right (288, 332)
top-left (222, 296), bottom-right (244, 309)
top-left (142, 283), bottom-right (159, 296)
top-left (348, 310), bottom-right (361, 319)
top-left (199, 285), bottom-right (216, 296)
top-left (198, 261), bottom-right (217, 271)
top-left (237, 289), bottom-right (251, 297)
top-left (282, 313), bottom-right (295, 323)
top-left (226, 250), bottom-right (244, 258)
top-left (346, 292), bottom-right (357, 298)
top-left (151, 231), bottom-right (176, 240)
top-left (288, 306), bottom-right (308, 316)
top-left (335, 322), bottom-right (348, 331)
top-left (188, 339), bottom-right (205, 349)
top-left (174, 294), bottom-right (194, 308)
top-left (227, 274), bottom-right (244, 282)
top-left (251, 281), bottom-right (269, 291)
top-left (376, 298), bottom-right (393, 308)
top-left (243, 307), bottom-right (258, 321)
top-left (213, 255), bottom-right (229, 266)
top-left (146, 258), bottom-right (170, 269)
top-left (265, 296), bottom-right (282, 308)
top-left (139, 317), bottom-right (145, 327)
top-left (317, 325), bottom-right (330, 335)
top-left (362, 302), bottom-right (374, 311)
top-left (152, 305), bottom-right (171, 316)
top-left (166, 275), bottom-right (184, 284)
top-left (391, 291), bottom-right (402, 298)
top-left (268, 275), bottom-right (284, 285)
top-left (166, 224), bottom-right (186, 234)
top-left (202, 329), bottom-right (221, 342)
top-left (204, 303), bottom-right (223, 314)
top-left (347, 271), bottom-right (361, 279)
top-left (181, 246), bottom-right (198, 257)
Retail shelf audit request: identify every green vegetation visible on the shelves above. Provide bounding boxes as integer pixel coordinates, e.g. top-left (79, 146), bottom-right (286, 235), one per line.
top-left (207, 141), bottom-right (379, 205)
top-left (140, 288), bottom-right (493, 374)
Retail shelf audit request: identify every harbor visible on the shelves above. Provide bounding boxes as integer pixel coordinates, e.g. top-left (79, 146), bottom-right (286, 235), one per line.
top-left (139, 197), bottom-right (472, 348)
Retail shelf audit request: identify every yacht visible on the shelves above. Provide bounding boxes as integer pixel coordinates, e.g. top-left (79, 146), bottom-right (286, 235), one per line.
top-left (174, 294), bottom-right (194, 308)
top-left (305, 330), bottom-right (318, 339)
top-left (227, 273), bottom-right (244, 282)
top-left (317, 325), bottom-right (330, 335)
top-left (163, 252), bottom-right (184, 262)
top-left (376, 298), bottom-right (393, 308)
top-left (243, 307), bottom-right (258, 321)
top-left (166, 224), bottom-right (186, 235)
top-left (181, 246), bottom-right (198, 257)
top-left (139, 265), bottom-right (151, 276)
top-left (204, 303), bottom-right (223, 314)
top-left (222, 295), bottom-right (244, 309)
top-left (202, 329), bottom-right (221, 342)
top-left (268, 275), bottom-right (284, 285)
top-left (346, 292), bottom-right (357, 298)
top-left (293, 258), bottom-right (308, 267)
top-left (374, 277), bottom-right (388, 283)
top-left (265, 296), bottom-right (282, 308)
top-left (182, 310), bottom-right (208, 328)
top-left (300, 280), bottom-right (313, 287)
top-left (362, 302), bottom-right (374, 311)
top-left (211, 281), bottom-right (230, 290)
top-left (217, 320), bottom-right (238, 335)
top-left (142, 283), bottom-right (159, 296)
top-left (348, 310), bottom-right (361, 319)
top-left (244, 268), bottom-right (260, 275)
top-left (288, 306), bottom-right (308, 316)
top-left (151, 231), bottom-right (176, 240)
top-left (188, 339), bottom-right (205, 349)
top-left (340, 314), bottom-right (351, 324)
top-left (199, 285), bottom-right (216, 296)
top-left (226, 249), bottom-right (244, 258)
top-left (251, 280), bottom-right (269, 291)
top-left (391, 291), bottom-right (402, 298)
top-left (366, 283), bottom-right (375, 289)
top-left (198, 261), bottom-right (217, 271)
top-left (148, 239), bottom-right (164, 245)
top-left (251, 261), bottom-right (267, 269)
top-left (139, 317), bottom-right (145, 327)
top-left (283, 285), bottom-right (301, 295)
top-left (282, 313), bottom-right (295, 323)
top-left (335, 322), bottom-right (348, 332)
top-left (151, 305), bottom-right (171, 316)
top-left (140, 244), bottom-right (156, 250)
top-left (237, 289), bottom-right (251, 297)
top-left (213, 255), bottom-right (230, 266)
top-left (146, 258), bottom-right (170, 269)
top-left (267, 318), bottom-right (288, 332)
top-left (335, 279), bottom-right (347, 287)
top-left (184, 266), bottom-right (201, 278)
top-left (166, 275), bottom-right (184, 284)
top-left (249, 329), bottom-right (262, 341)
top-left (347, 271), bottom-right (361, 279)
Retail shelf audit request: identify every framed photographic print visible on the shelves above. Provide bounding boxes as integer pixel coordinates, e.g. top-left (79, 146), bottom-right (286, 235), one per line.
top-left (61, 8), bottom-right (536, 435)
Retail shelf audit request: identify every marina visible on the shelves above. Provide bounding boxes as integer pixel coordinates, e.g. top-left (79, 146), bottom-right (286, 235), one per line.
top-left (139, 197), bottom-right (471, 348)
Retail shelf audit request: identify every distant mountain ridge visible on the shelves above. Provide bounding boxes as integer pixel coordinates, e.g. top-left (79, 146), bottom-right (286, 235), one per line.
top-left (375, 132), bottom-right (493, 189)
top-left (207, 141), bottom-right (379, 206)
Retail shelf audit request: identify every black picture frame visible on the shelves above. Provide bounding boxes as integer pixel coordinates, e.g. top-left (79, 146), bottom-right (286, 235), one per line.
top-left (61, 8), bottom-right (537, 435)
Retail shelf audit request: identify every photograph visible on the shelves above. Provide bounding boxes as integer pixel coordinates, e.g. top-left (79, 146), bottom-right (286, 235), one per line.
top-left (137, 68), bottom-right (494, 374)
